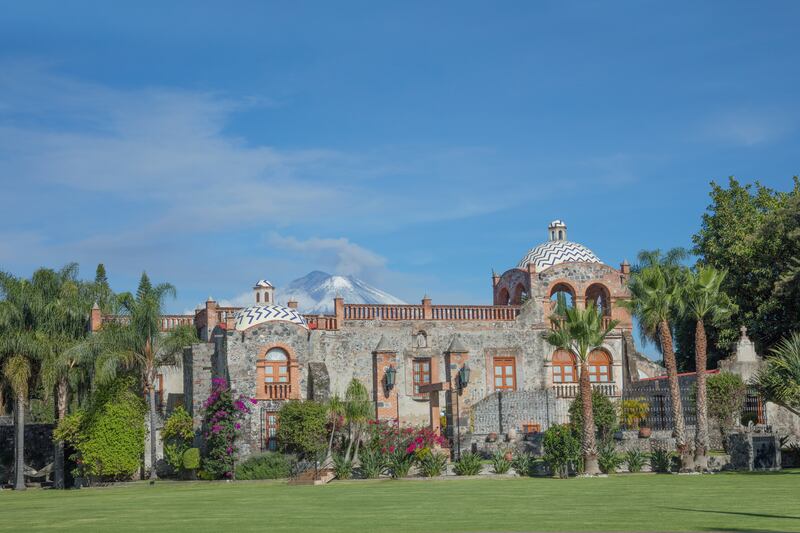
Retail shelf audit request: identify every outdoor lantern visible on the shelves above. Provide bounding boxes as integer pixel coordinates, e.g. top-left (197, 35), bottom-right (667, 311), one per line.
top-left (458, 364), bottom-right (470, 389)
top-left (384, 365), bottom-right (397, 389)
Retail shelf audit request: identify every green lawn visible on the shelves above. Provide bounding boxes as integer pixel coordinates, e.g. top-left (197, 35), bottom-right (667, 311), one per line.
top-left (1, 471), bottom-right (799, 532)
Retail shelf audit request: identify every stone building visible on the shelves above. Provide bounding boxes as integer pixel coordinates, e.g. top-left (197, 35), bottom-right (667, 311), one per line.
top-left (168, 220), bottom-right (662, 458)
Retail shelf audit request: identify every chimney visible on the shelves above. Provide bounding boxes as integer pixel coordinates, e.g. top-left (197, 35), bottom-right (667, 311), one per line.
top-left (90, 302), bottom-right (102, 332)
top-left (287, 300), bottom-right (298, 309)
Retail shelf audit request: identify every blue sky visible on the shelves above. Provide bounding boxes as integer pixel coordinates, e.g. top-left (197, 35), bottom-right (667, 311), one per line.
top-left (1, 1), bottom-right (799, 315)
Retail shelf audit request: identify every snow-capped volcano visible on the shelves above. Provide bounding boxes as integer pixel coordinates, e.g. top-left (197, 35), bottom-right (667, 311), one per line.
top-left (276, 271), bottom-right (406, 314)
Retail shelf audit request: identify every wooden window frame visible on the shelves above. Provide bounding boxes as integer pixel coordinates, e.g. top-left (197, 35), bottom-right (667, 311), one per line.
top-left (588, 350), bottom-right (612, 383)
top-left (552, 351), bottom-right (578, 384)
top-left (412, 358), bottom-right (431, 397)
top-left (493, 357), bottom-right (517, 391)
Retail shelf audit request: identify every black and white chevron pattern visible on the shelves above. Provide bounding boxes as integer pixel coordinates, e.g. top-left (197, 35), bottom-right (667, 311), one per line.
top-left (234, 305), bottom-right (308, 331)
top-left (517, 240), bottom-right (601, 270)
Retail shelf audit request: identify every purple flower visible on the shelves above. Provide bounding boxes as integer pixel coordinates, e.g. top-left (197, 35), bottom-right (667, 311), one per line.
top-left (234, 423), bottom-right (241, 430)
top-left (250, 398), bottom-right (257, 405)
top-left (211, 424), bottom-right (222, 434)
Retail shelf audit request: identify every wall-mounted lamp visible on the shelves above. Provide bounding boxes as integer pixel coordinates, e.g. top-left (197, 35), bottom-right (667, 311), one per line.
top-left (458, 364), bottom-right (470, 390)
top-left (384, 365), bottom-right (397, 390)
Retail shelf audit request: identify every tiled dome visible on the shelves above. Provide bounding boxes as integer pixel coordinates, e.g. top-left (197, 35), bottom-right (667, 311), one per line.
top-left (517, 240), bottom-right (601, 270)
top-left (234, 305), bottom-right (308, 331)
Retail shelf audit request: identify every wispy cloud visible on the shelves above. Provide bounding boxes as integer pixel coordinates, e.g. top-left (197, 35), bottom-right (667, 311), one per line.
top-left (698, 108), bottom-right (794, 146)
top-left (267, 233), bottom-right (387, 279)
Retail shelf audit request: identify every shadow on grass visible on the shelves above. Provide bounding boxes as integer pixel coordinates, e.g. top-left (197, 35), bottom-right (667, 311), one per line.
top-left (663, 507), bottom-right (800, 521)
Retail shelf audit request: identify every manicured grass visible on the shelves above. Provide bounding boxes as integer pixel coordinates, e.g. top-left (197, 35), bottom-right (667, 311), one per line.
top-left (1, 471), bottom-right (799, 532)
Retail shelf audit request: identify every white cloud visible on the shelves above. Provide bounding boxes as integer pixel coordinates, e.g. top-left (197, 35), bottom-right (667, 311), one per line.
top-left (267, 233), bottom-right (387, 278)
top-left (699, 108), bottom-right (794, 146)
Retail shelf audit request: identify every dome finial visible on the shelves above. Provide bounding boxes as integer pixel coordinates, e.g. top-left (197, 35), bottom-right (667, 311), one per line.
top-left (548, 219), bottom-right (567, 241)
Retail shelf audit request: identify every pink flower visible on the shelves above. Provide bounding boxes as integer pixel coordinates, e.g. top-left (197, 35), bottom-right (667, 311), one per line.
top-left (234, 423), bottom-right (241, 430)
top-left (250, 398), bottom-right (257, 405)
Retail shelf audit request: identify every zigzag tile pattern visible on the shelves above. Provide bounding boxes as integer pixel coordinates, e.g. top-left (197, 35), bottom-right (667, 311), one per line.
top-left (234, 305), bottom-right (308, 331)
top-left (517, 240), bottom-right (601, 271)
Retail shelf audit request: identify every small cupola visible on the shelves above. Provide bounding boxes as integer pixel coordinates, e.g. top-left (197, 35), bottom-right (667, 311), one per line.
top-left (253, 280), bottom-right (275, 304)
top-left (548, 220), bottom-right (567, 242)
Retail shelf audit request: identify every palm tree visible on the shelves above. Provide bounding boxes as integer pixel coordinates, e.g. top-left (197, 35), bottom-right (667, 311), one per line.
top-left (92, 272), bottom-right (198, 481)
top-left (343, 379), bottom-right (371, 465)
top-left (621, 249), bottom-right (695, 471)
top-left (29, 264), bottom-right (96, 489)
top-left (753, 332), bottom-right (800, 417)
top-left (323, 394), bottom-right (344, 467)
top-left (545, 294), bottom-right (618, 475)
top-left (0, 272), bottom-right (49, 491)
top-left (680, 267), bottom-right (733, 471)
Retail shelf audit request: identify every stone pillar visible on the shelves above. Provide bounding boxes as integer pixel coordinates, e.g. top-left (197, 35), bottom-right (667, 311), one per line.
top-left (334, 296), bottom-right (344, 324)
top-left (429, 390), bottom-right (441, 434)
top-left (90, 302), bottom-right (102, 332)
top-left (422, 295), bottom-right (432, 320)
top-left (205, 298), bottom-right (218, 339)
top-left (445, 337), bottom-right (470, 447)
top-left (373, 336), bottom-right (399, 422)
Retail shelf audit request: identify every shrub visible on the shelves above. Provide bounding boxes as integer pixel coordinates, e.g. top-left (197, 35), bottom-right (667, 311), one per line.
top-left (569, 390), bottom-right (618, 440)
top-left (491, 451), bottom-right (512, 474)
top-left (597, 439), bottom-right (623, 474)
top-left (235, 452), bottom-right (294, 480)
top-left (162, 407), bottom-right (194, 473)
top-left (54, 377), bottom-right (146, 480)
top-left (201, 378), bottom-right (254, 479)
top-left (333, 454), bottom-right (353, 480)
top-left (182, 448), bottom-right (201, 471)
top-left (621, 399), bottom-right (649, 430)
top-left (650, 444), bottom-right (675, 473)
top-left (418, 451), bottom-right (448, 477)
top-left (386, 449), bottom-right (415, 478)
top-left (512, 453), bottom-right (533, 476)
top-left (359, 448), bottom-right (385, 479)
top-left (453, 452), bottom-right (483, 476)
top-left (543, 424), bottom-right (580, 478)
top-left (624, 448), bottom-right (646, 473)
top-left (706, 372), bottom-right (747, 444)
top-left (277, 400), bottom-right (328, 459)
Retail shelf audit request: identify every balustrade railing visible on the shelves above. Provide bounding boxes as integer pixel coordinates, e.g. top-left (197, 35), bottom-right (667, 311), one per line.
top-left (264, 383), bottom-right (292, 400)
top-left (343, 304), bottom-right (424, 320)
top-left (303, 315), bottom-right (338, 330)
top-left (431, 305), bottom-right (520, 321)
top-left (553, 383), bottom-right (619, 398)
top-left (342, 303), bottom-right (520, 321)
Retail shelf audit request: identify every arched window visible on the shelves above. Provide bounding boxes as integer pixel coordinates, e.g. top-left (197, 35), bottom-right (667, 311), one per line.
top-left (552, 350), bottom-right (577, 384)
top-left (263, 347), bottom-right (289, 384)
top-left (497, 287), bottom-right (510, 306)
top-left (512, 283), bottom-right (528, 305)
top-left (264, 292), bottom-right (270, 303)
top-left (585, 284), bottom-right (611, 317)
top-left (256, 292), bottom-right (260, 303)
top-left (588, 349), bottom-right (612, 383)
top-left (549, 283), bottom-right (575, 308)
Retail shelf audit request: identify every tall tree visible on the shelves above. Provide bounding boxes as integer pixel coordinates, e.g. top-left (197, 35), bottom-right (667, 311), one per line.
top-left (343, 379), bottom-right (370, 465)
top-left (545, 295), bottom-right (618, 475)
top-left (324, 394), bottom-right (344, 467)
top-left (754, 332), bottom-right (800, 417)
top-left (92, 263), bottom-right (116, 313)
top-left (0, 273), bottom-right (49, 490)
top-left (621, 250), bottom-right (695, 471)
top-left (680, 267), bottom-right (734, 471)
top-left (693, 177), bottom-right (800, 353)
top-left (92, 272), bottom-right (198, 480)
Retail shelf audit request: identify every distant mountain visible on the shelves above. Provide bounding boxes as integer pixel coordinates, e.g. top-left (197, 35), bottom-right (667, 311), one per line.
top-left (276, 271), bottom-right (406, 314)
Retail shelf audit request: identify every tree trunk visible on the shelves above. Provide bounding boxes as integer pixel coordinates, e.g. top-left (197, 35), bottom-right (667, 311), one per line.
top-left (344, 423), bottom-right (354, 463)
top-left (324, 416), bottom-right (337, 467)
top-left (352, 425), bottom-right (362, 467)
top-left (579, 360), bottom-right (600, 476)
top-left (14, 393), bottom-right (26, 490)
top-left (694, 318), bottom-right (710, 472)
top-left (53, 378), bottom-right (68, 489)
top-left (659, 320), bottom-right (693, 472)
top-left (148, 384), bottom-right (159, 481)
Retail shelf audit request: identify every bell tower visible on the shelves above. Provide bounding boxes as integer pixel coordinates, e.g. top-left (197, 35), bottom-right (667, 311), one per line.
top-left (548, 220), bottom-right (567, 241)
top-left (253, 280), bottom-right (275, 305)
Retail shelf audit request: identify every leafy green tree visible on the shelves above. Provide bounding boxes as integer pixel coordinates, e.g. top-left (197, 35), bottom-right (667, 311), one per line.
top-left (542, 424), bottom-right (581, 478)
top-left (545, 295), bottom-right (618, 476)
top-left (680, 267), bottom-right (734, 470)
top-left (92, 272), bottom-right (198, 480)
top-left (276, 400), bottom-right (328, 458)
top-left (162, 406), bottom-right (195, 474)
top-left (323, 394), bottom-right (345, 467)
top-left (568, 389), bottom-right (618, 441)
top-left (693, 177), bottom-right (800, 353)
top-left (753, 332), bottom-right (800, 417)
top-left (705, 372), bottom-right (746, 447)
top-left (621, 251), bottom-right (694, 472)
top-left (343, 379), bottom-right (371, 464)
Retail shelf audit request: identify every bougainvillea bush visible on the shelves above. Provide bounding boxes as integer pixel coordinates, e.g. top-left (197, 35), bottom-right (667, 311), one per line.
top-left (366, 420), bottom-right (448, 456)
top-left (201, 378), bottom-right (256, 479)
